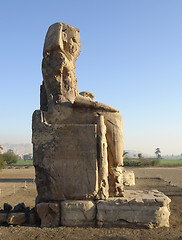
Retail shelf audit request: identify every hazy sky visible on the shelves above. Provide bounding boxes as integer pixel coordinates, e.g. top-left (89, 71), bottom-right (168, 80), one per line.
top-left (0, 0), bottom-right (181, 155)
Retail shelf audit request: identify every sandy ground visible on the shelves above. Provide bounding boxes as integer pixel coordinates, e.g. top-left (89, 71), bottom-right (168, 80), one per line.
top-left (0, 166), bottom-right (36, 208)
top-left (0, 166), bottom-right (35, 179)
top-left (0, 167), bottom-right (181, 240)
top-left (129, 167), bottom-right (182, 187)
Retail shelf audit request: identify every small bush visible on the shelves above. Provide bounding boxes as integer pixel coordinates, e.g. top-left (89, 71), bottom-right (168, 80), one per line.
top-left (123, 159), bottom-right (142, 167)
top-left (2, 151), bottom-right (18, 165)
top-left (151, 159), bottom-right (160, 166)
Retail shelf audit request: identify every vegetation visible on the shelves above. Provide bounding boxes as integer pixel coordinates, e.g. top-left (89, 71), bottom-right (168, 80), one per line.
top-left (123, 149), bottom-right (160, 167)
top-left (123, 147), bottom-right (182, 167)
top-left (123, 157), bottom-right (182, 167)
top-left (2, 150), bottom-right (18, 165)
top-left (0, 145), bottom-right (33, 167)
top-left (159, 159), bottom-right (182, 166)
top-left (13, 160), bottom-right (33, 166)
top-left (155, 148), bottom-right (161, 159)
top-left (0, 153), bottom-right (6, 169)
top-left (137, 153), bottom-right (143, 160)
top-left (124, 158), bottom-right (159, 167)
top-left (0, 145), bottom-right (6, 170)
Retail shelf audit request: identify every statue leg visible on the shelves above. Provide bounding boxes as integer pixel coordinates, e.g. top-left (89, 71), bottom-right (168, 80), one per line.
top-left (101, 112), bottom-right (124, 196)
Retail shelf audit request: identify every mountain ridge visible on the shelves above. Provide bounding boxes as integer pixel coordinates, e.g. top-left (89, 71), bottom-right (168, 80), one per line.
top-left (0, 143), bottom-right (33, 155)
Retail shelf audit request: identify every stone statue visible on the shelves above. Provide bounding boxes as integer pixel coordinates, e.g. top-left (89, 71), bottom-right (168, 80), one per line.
top-left (32, 23), bottom-right (171, 229)
top-left (32, 23), bottom-right (124, 203)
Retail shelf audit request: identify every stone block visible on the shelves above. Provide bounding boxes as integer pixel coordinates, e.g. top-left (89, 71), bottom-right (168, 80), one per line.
top-left (33, 121), bottom-right (99, 202)
top-left (37, 202), bottom-right (60, 227)
top-left (7, 213), bottom-right (26, 225)
top-left (61, 200), bottom-right (96, 227)
top-left (97, 190), bottom-right (171, 228)
top-left (123, 171), bottom-right (135, 186)
top-left (0, 213), bottom-right (7, 224)
top-left (29, 212), bottom-right (36, 225)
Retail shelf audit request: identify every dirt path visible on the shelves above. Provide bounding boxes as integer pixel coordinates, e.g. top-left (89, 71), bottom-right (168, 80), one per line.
top-left (129, 167), bottom-right (182, 187)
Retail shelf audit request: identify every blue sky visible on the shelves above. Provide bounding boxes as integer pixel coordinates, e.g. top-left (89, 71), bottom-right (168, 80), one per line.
top-left (0, 0), bottom-right (181, 155)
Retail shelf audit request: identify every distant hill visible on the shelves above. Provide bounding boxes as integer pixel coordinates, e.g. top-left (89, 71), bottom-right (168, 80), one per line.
top-left (1, 143), bottom-right (32, 154)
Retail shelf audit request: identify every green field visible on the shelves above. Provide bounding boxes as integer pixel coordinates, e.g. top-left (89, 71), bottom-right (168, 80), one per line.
top-left (159, 159), bottom-right (182, 166)
top-left (124, 157), bottom-right (182, 167)
top-left (10, 159), bottom-right (182, 167)
top-left (13, 160), bottom-right (33, 166)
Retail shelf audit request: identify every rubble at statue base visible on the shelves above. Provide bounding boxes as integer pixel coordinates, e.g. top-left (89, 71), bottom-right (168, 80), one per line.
top-left (32, 22), bottom-right (171, 228)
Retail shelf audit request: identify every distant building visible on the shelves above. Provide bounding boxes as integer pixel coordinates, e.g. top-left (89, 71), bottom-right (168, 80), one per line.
top-left (23, 153), bottom-right (33, 161)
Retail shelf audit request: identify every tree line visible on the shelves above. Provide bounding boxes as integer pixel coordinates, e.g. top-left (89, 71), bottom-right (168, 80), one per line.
top-left (123, 148), bottom-right (161, 167)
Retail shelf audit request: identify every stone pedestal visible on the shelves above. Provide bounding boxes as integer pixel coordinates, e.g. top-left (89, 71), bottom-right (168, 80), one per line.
top-left (61, 200), bottom-right (96, 227)
top-left (0, 213), bottom-right (7, 224)
top-left (7, 213), bottom-right (26, 225)
top-left (36, 190), bottom-right (171, 228)
top-left (37, 202), bottom-right (60, 227)
top-left (97, 190), bottom-right (171, 228)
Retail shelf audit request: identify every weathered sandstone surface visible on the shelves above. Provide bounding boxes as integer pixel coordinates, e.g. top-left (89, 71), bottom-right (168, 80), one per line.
top-left (37, 202), bottom-right (60, 227)
top-left (0, 213), bottom-right (7, 224)
top-left (7, 213), bottom-right (26, 225)
top-left (32, 22), bottom-right (124, 201)
top-left (35, 190), bottom-right (170, 228)
top-left (61, 200), bottom-right (96, 227)
top-left (32, 22), bottom-right (171, 229)
top-left (97, 190), bottom-right (171, 228)
top-left (123, 170), bottom-right (135, 186)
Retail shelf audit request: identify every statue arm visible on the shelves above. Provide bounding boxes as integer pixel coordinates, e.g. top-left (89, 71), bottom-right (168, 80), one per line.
top-left (73, 95), bottom-right (119, 113)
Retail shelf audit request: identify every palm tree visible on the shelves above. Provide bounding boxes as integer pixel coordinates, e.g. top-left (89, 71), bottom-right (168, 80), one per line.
top-left (138, 153), bottom-right (143, 160)
top-left (155, 148), bottom-right (161, 159)
top-left (123, 151), bottom-right (129, 157)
